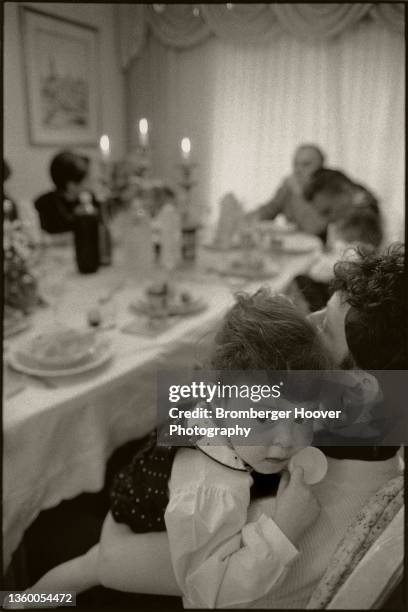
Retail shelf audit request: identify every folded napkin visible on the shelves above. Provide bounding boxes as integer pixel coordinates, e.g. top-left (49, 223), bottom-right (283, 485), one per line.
top-left (213, 193), bottom-right (244, 250)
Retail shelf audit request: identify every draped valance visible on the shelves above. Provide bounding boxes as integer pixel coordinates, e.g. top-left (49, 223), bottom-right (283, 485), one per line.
top-left (117, 3), bottom-right (405, 70)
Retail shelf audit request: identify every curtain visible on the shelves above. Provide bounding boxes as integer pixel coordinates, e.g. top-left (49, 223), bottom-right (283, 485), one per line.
top-left (118, 4), bottom-right (404, 69)
top-left (127, 20), bottom-right (404, 242)
top-left (271, 4), bottom-right (372, 40)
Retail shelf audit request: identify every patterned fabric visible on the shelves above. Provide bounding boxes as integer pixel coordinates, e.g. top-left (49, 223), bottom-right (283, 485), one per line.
top-left (110, 431), bottom-right (177, 533)
top-left (307, 475), bottom-right (403, 609)
top-left (110, 431), bottom-right (282, 534)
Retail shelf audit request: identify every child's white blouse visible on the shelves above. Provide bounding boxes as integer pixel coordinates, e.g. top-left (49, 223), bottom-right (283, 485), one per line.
top-left (164, 445), bottom-right (299, 609)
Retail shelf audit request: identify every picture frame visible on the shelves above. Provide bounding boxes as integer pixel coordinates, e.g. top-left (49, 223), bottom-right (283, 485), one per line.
top-left (20, 7), bottom-right (100, 146)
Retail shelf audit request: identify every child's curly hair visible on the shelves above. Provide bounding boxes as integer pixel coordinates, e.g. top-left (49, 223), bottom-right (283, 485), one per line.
top-left (210, 289), bottom-right (332, 371)
top-left (330, 243), bottom-right (407, 369)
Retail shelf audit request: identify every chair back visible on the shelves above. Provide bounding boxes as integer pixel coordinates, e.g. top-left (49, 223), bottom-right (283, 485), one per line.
top-left (307, 475), bottom-right (403, 609)
top-left (327, 508), bottom-right (403, 609)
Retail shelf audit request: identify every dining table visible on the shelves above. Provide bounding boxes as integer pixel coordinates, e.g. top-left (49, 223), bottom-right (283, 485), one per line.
top-left (3, 236), bottom-right (320, 570)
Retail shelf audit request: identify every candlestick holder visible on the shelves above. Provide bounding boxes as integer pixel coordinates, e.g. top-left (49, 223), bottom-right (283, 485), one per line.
top-left (93, 159), bottom-right (114, 213)
top-left (178, 162), bottom-right (200, 263)
top-left (178, 162), bottom-right (198, 226)
top-left (130, 144), bottom-right (152, 179)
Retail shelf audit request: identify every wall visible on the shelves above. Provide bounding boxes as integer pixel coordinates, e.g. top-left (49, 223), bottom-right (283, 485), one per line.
top-left (4, 2), bottom-right (126, 201)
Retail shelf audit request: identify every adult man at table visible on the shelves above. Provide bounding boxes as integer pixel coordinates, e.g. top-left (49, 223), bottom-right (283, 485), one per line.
top-left (96, 245), bottom-right (404, 608)
top-left (249, 143), bottom-right (328, 237)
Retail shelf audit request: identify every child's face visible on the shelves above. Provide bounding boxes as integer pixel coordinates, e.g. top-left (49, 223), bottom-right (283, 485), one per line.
top-left (229, 396), bottom-right (315, 474)
top-left (66, 176), bottom-right (90, 199)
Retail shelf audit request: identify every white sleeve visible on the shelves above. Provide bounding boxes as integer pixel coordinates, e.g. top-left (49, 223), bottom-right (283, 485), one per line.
top-left (165, 484), bottom-right (299, 608)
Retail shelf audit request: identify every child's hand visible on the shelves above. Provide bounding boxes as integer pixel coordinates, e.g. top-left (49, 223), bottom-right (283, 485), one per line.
top-left (273, 467), bottom-right (321, 545)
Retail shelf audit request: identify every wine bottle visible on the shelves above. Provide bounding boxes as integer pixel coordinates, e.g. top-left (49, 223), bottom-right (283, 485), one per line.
top-left (73, 193), bottom-right (99, 274)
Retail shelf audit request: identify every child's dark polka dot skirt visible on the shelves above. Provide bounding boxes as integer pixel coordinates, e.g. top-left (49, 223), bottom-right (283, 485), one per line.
top-left (110, 431), bottom-right (177, 533)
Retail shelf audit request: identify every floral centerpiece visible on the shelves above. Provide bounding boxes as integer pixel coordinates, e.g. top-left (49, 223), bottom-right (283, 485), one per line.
top-left (4, 219), bottom-right (39, 313)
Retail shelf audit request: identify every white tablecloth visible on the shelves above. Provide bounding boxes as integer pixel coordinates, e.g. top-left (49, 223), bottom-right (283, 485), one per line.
top-left (3, 247), bottom-right (316, 568)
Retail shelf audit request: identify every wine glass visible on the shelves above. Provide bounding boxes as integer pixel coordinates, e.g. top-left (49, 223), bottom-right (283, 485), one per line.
top-left (39, 260), bottom-right (68, 328)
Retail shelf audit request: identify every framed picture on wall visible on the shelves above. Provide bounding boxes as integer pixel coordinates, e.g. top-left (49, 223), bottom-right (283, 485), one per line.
top-left (20, 7), bottom-right (100, 146)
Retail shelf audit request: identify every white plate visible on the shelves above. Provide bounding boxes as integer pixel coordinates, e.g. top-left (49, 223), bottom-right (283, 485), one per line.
top-left (130, 297), bottom-right (207, 317)
top-left (220, 259), bottom-right (279, 280)
top-left (18, 329), bottom-right (98, 369)
top-left (256, 219), bottom-right (297, 234)
top-left (279, 233), bottom-right (321, 254)
top-left (202, 243), bottom-right (241, 252)
top-left (8, 339), bottom-right (113, 378)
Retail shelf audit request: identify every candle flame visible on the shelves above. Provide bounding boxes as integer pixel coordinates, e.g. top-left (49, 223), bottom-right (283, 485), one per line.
top-left (139, 118), bottom-right (148, 136)
top-left (181, 137), bottom-right (191, 155)
top-left (99, 134), bottom-right (110, 155)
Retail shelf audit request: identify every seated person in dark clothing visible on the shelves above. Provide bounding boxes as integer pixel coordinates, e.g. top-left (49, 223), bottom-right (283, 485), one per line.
top-left (3, 159), bottom-right (19, 222)
top-left (303, 168), bottom-right (381, 224)
top-left (293, 209), bottom-right (382, 313)
top-left (292, 169), bottom-right (383, 312)
top-left (34, 151), bottom-right (92, 234)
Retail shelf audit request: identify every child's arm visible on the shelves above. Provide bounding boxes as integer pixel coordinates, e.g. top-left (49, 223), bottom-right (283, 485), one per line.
top-left (165, 489), bottom-right (298, 608)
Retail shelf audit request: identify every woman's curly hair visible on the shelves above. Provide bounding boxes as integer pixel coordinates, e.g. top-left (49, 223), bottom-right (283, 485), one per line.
top-left (330, 243), bottom-right (407, 369)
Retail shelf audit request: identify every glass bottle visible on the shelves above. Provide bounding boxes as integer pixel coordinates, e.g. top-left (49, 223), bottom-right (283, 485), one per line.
top-left (73, 192), bottom-right (99, 274)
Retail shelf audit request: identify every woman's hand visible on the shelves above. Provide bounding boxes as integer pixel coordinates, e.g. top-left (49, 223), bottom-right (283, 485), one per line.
top-left (273, 467), bottom-right (321, 545)
top-left (307, 307), bottom-right (326, 334)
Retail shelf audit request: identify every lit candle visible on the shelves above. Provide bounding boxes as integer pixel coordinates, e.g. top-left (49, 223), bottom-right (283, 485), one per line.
top-left (99, 134), bottom-right (110, 160)
top-left (139, 118), bottom-right (149, 147)
top-left (181, 137), bottom-right (191, 163)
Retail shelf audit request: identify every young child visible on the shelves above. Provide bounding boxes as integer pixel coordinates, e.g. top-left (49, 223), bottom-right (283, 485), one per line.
top-left (34, 150), bottom-right (94, 234)
top-left (21, 290), bottom-right (331, 608)
top-left (293, 208), bottom-right (383, 313)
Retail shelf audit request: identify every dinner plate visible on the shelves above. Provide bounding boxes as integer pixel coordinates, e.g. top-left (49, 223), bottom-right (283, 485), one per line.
top-left (256, 219), bottom-right (297, 234)
top-left (278, 233), bottom-right (321, 254)
top-left (202, 243), bottom-right (241, 252)
top-left (18, 329), bottom-right (98, 369)
top-left (130, 297), bottom-right (207, 317)
top-left (219, 260), bottom-right (279, 280)
top-left (8, 338), bottom-right (113, 378)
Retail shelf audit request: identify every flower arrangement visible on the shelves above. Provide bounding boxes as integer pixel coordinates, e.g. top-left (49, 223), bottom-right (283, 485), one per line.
top-left (4, 219), bottom-right (39, 313)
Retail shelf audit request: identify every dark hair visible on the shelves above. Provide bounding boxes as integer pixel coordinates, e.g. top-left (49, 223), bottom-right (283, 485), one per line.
top-left (352, 183), bottom-right (380, 216)
top-left (296, 144), bottom-right (326, 167)
top-left (331, 243), bottom-right (407, 369)
top-left (49, 150), bottom-right (90, 190)
top-left (210, 289), bottom-right (331, 371)
top-left (303, 168), bottom-right (353, 202)
top-left (337, 209), bottom-right (383, 249)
